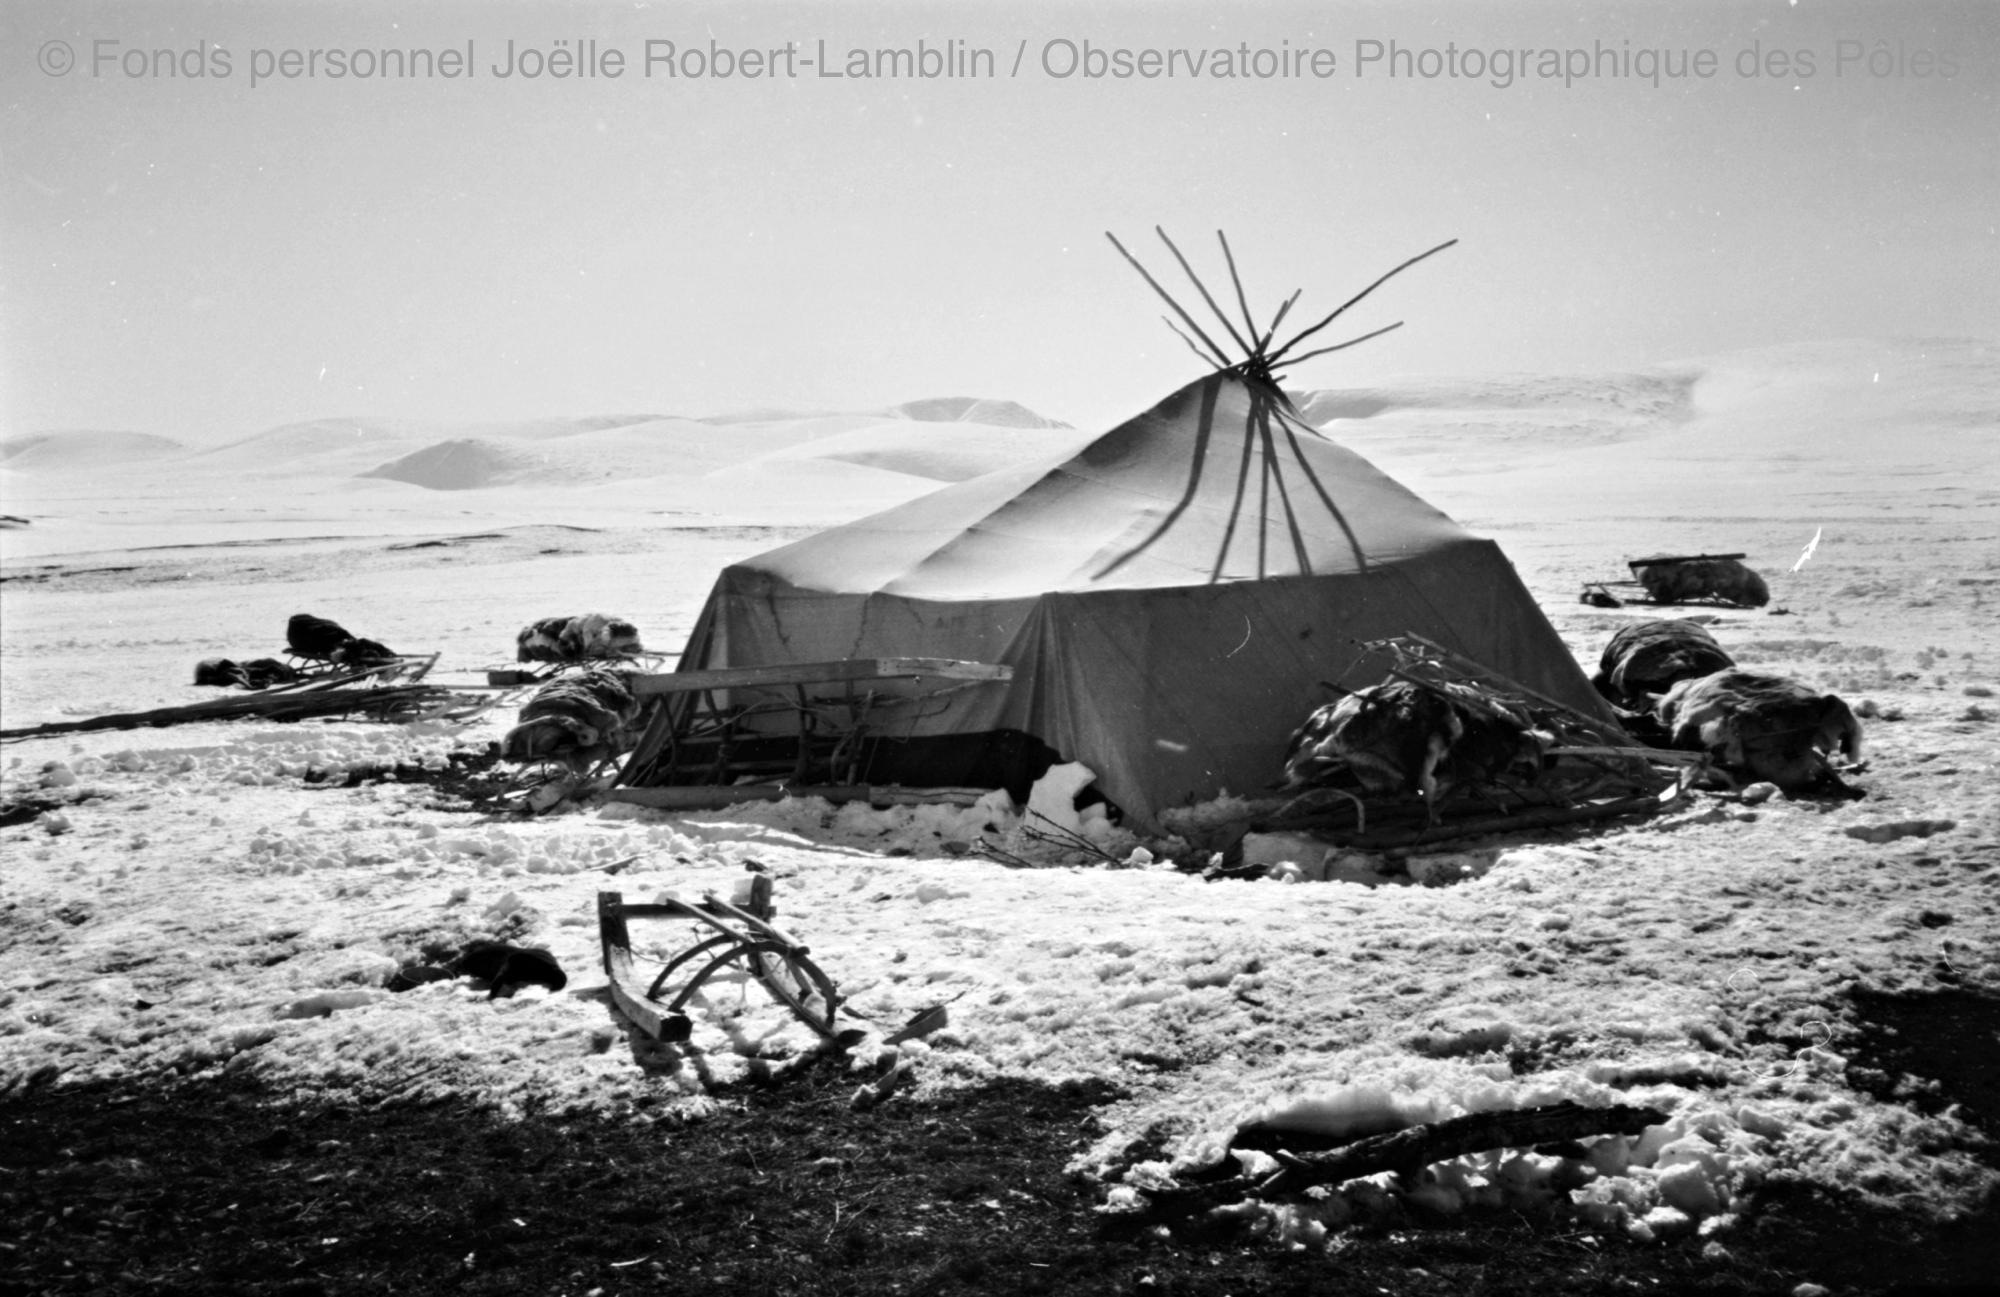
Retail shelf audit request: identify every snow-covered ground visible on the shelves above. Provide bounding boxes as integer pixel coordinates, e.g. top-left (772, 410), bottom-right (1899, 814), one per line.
top-left (3, 340), bottom-right (1996, 1250)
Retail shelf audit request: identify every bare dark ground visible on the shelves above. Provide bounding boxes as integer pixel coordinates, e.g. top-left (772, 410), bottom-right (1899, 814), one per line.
top-left (3, 973), bottom-right (1994, 1297)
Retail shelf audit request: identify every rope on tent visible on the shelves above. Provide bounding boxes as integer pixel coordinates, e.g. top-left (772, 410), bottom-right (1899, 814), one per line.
top-left (1091, 373), bottom-right (1225, 582)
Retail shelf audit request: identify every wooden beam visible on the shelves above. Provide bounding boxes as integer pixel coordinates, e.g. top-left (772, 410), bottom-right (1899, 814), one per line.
top-left (1265, 237), bottom-right (1458, 368)
top-left (597, 892), bottom-right (687, 1042)
top-left (629, 658), bottom-right (1011, 698)
top-left (1104, 230), bottom-right (1234, 369)
top-left (605, 783), bottom-right (989, 811)
top-left (1260, 1101), bottom-right (1669, 1195)
top-left (0, 683), bottom-right (456, 741)
top-left (1627, 552), bottom-right (1747, 568)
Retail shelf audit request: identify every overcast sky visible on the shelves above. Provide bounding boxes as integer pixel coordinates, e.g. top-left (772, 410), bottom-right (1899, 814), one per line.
top-left (4, 1), bottom-right (1995, 440)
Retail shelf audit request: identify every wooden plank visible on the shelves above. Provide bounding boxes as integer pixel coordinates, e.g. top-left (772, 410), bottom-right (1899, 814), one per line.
top-left (597, 892), bottom-right (686, 1042)
top-left (1259, 1102), bottom-right (1669, 1196)
top-left (605, 783), bottom-right (988, 811)
top-left (0, 683), bottom-right (454, 741)
top-left (1626, 552), bottom-right (1745, 569)
top-left (630, 657), bottom-right (1011, 697)
top-left (607, 783), bottom-right (834, 810)
top-left (1129, 1102), bottom-right (1670, 1227)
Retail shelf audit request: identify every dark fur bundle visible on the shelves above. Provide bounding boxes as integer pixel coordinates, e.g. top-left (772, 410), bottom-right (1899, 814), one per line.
top-left (286, 613), bottom-right (356, 661)
top-left (194, 657), bottom-right (245, 688)
top-left (515, 616), bottom-right (570, 663)
top-left (1654, 669), bottom-right (1864, 796)
top-left (332, 637), bottom-right (398, 668)
top-left (1435, 684), bottom-right (1550, 798)
top-left (1634, 558), bottom-right (1770, 608)
top-left (452, 941), bottom-right (567, 999)
top-left (1591, 620), bottom-right (1737, 710)
top-left (500, 668), bottom-right (641, 775)
top-left (1283, 679), bottom-right (1550, 809)
top-left (515, 613), bottom-right (644, 663)
top-left (194, 657), bottom-right (305, 689)
top-left (1285, 681), bottom-right (1458, 799)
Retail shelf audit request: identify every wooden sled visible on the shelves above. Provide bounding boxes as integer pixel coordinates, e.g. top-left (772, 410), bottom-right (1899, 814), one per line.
top-left (1582, 552), bottom-right (1767, 610)
top-left (0, 655), bottom-right (481, 742)
top-left (617, 657), bottom-right (1012, 792)
top-left (598, 882), bottom-right (842, 1045)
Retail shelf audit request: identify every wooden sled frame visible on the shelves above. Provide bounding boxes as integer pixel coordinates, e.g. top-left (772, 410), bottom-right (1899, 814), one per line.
top-left (0, 652), bottom-right (491, 743)
top-left (616, 657), bottom-right (1013, 792)
top-left (282, 650), bottom-right (441, 683)
top-left (598, 883), bottom-right (841, 1045)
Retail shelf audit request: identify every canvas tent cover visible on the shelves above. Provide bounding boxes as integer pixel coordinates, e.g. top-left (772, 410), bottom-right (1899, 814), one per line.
top-left (661, 371), bottom-right (1608, 828)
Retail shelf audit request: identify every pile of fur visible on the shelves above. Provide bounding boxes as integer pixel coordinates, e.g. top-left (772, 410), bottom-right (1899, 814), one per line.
top-left (515, 613), bottom-right (645, 664)
top-left (1592, 621), bottom-right (1864, 797)
top-left (286, 613), bottom-right (398, 668)
top-left (192, 657), bottom-right (304, 690)
top-left (1282, 678), bottom-right (1552, 817)
top-left (1632, 557), bottom-right (1770, 608)
top-left (499, 668), bottom-right (642, 777)
top-left (1653, 670), bottom-right (1864, 797)
top-left (1591, 619), bottom-right (1736, 711)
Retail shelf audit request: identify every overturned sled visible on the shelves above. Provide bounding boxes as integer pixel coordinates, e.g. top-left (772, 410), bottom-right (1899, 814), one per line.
top-left (598, 881), bottom-right (842, 1044)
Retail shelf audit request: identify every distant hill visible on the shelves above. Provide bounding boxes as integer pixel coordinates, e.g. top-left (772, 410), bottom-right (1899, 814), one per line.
top-left (1297, 337), bottom-right (1996, 429)
top-left (358, 438), bottom-right (580, 491)
top-left (1293, 368), bottom-right (1700, 431)
top-left (197, 417), bottom-right (428, 461)
top-left (888, 397), bottom-right (1070, 429)
top-left (0, 431), bottom-right (185, 468)
top-left (1284, 335), bottom-right (2000, 521)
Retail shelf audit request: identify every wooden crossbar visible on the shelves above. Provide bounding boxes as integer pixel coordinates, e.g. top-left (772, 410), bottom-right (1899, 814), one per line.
top-left (629, 658), bottom-right (1011, 697)
top-left (1627, 552), bottom-right (1746, 569)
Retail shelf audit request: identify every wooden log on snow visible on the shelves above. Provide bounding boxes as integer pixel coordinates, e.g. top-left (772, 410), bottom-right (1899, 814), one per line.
top-left (1120, 1101), bottom-right (1670, 1229)
top-left (1255, 1101), bottom-right (1669, 1196)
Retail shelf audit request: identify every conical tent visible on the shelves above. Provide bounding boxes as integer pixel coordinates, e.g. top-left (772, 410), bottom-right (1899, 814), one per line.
top-left (639, 234), bottom-right (1611, 828)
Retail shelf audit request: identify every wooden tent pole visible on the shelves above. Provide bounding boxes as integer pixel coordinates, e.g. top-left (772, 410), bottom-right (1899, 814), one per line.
top-left (1154, 226), bottom-right (1255, 358)
top-left (1277, 320), bottom-right (1406, 370)
top-left (1103, 231), bottom-right (1233, 368)
top-left (1265, 237), bottom-right (1457, 367)
top-left (1215, 230), bottom-right (1265, 356)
